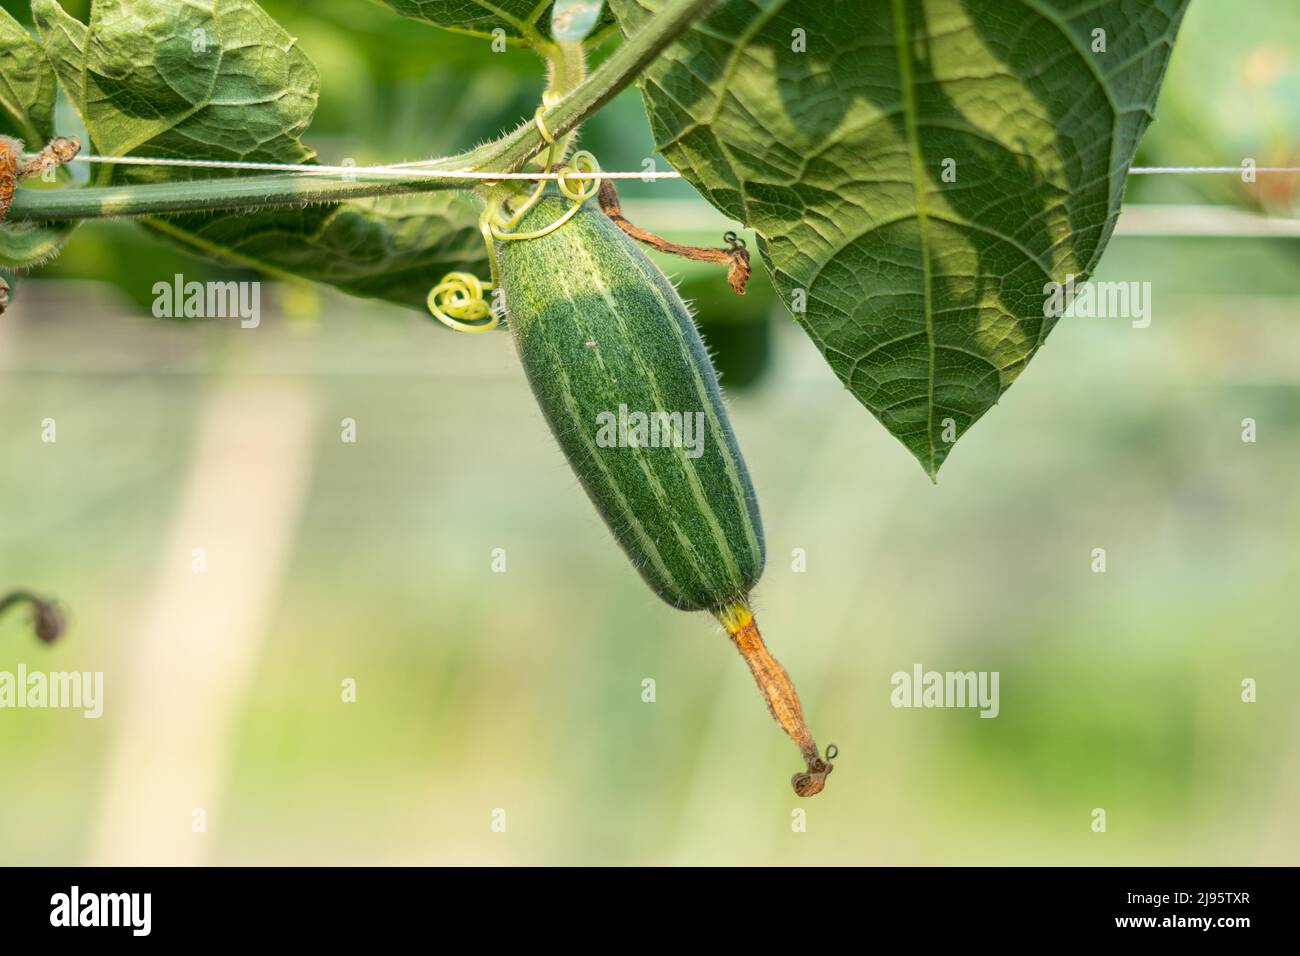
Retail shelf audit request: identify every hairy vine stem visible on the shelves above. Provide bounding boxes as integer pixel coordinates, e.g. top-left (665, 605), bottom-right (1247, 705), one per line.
top-left (4, 0), bottom-right (716, 223)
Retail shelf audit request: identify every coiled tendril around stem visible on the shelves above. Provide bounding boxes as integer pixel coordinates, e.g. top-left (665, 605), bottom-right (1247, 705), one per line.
top-left (426, 89), bottom-right (603, 335)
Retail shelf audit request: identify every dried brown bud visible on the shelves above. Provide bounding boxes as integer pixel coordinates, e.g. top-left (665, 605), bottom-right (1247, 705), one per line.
top-left (33, 599), bottom-right (66, 644)
top-left (0, 589), bottom-right (69, 644)
top-left (48, 136), bottom-right (81, 164)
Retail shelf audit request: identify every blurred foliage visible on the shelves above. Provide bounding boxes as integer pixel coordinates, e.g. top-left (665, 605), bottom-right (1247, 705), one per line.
top-left (2, 230), bottom-right (1299, 863)
top-left (1130, 0), bottom-right (1300, 214)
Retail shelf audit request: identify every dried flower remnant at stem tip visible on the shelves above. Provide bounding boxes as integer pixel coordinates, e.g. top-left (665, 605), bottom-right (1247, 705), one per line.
top-left (597, 180), bottom-right (752, 295)
top-left (0, 590), bottom-right (67, 644)
top-left (0, 136), bottom-right (81, 222)
top-left (715, 600), bottom-right (834, 796)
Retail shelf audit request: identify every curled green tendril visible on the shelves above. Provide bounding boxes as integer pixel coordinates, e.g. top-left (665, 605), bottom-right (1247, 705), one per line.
top-left (426, 103), bottom-right (603, 335)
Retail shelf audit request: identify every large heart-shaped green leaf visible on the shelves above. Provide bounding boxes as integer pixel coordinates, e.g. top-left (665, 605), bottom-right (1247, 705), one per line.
top-left (33, 0), bottom-right (316, 165)
top-left (31, 0), bottom-right (484, 310)
top-left (612, 0), bottom-right (1189, 476)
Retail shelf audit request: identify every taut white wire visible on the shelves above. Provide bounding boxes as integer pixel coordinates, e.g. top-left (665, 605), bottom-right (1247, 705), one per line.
top-left (65, 154), bottom-right (684, 180)
top-left (60, 154), bottom-right (1300, 180)
top-left (1129, 166), bottom-right (1300, 174)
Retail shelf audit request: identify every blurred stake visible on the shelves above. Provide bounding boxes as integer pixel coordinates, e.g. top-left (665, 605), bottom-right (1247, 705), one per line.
top-left (90, 379), bottom-right (318, 865)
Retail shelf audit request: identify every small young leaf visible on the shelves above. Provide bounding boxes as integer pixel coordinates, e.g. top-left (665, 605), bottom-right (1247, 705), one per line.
top-left (381, 0), bottom-right (613, 44)
top-left (0, 219), bottom-right (74, 270)
top-left (0, 7), bottom-right (56, 144)
top-left (0, 6), bottom-right (74, 270)
top-left (29, 0), bottom-right (84, 119)
top-left (381, 0), bottom-right (557, 42)
top-left (612, 0), bottom-right (1190, 477)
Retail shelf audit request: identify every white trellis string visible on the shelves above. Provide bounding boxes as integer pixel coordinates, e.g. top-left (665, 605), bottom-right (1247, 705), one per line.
top-left (1129, 166), bottom-right (1300, 174)
top-left (63, 154), bottom-right (684, 179)
top-left (55, 154), bottom-right (1300, 180)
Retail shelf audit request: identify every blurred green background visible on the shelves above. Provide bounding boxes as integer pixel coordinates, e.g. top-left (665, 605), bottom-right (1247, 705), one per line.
top-left (1, 0), bottom-right (1297, 865)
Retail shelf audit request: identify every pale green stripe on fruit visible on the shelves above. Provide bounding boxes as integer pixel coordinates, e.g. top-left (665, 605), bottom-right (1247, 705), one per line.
top-left (553, 263), bottom-right (720, 601)
top-left (568, 233), bottom-right (745, 592)
top-left (531, 279), bottom-right (689, 600)
top-left (619, 235), bottom-right (763, 576)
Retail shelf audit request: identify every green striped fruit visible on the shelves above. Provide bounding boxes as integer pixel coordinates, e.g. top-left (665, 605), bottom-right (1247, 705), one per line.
top-left (497, 197), bottom-right (765, 612)
top-left (497, 196), bottom-right (835, 797)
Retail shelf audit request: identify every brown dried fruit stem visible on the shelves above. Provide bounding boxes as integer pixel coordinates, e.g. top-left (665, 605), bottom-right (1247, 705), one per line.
top-left (716, 600), bottom-right (834, 796)
top-left (597, 179), bottom-right (752, 295)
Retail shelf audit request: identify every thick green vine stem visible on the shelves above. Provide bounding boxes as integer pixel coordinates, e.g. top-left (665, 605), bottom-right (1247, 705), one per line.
top-left (4, 0), bottom-right (716, 223)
